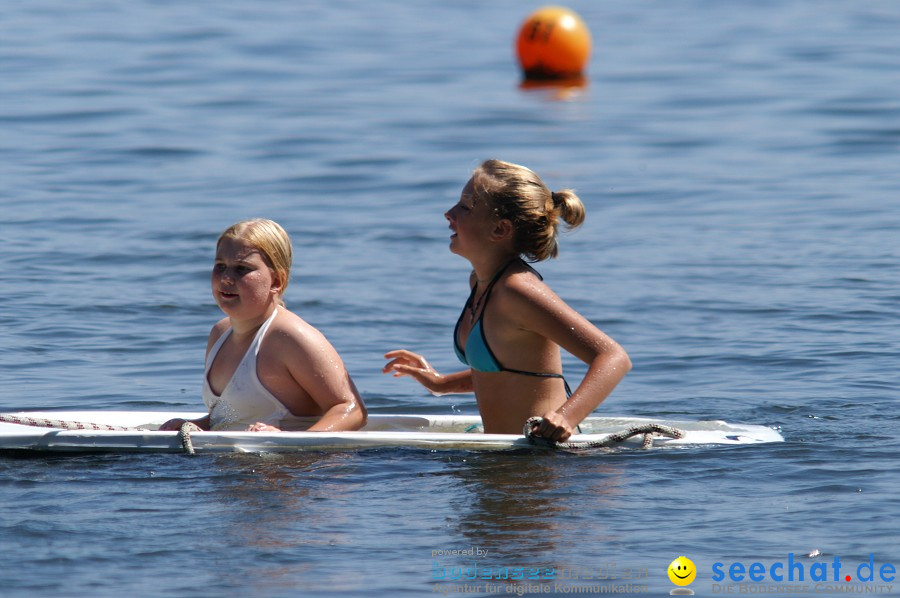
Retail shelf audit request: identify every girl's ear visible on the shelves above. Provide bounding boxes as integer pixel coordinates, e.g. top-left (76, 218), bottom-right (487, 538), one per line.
top-left (270, 271), bottom-right (285, 295)
top-left (490, 218), bottom-right (514, 242)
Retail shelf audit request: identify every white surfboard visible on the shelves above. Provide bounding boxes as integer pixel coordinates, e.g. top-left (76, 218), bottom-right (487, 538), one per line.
top-left (0, 411), bottom-right (783, 454)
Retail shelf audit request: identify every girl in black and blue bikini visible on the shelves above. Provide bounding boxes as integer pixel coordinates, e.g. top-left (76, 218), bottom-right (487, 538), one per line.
top-left (384, 159), bottom-right (630, 443)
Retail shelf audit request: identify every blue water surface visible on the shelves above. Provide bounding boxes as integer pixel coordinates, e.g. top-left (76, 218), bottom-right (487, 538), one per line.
top-left (1, 1), bottom-right (898, 596)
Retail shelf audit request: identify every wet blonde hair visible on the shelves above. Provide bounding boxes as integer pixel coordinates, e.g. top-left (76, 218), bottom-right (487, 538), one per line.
top-left (217, 219), bottom-right (293, 305)
top-left (471, 159), bottom-right (585, 261)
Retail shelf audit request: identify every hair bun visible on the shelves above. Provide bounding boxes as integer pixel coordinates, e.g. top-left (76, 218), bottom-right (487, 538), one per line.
top-left (473, 159), bottom-right (585, 261)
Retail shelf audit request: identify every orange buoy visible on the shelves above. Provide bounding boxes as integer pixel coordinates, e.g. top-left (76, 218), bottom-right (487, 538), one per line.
top-left (516, 6), bottom-right (592, 80)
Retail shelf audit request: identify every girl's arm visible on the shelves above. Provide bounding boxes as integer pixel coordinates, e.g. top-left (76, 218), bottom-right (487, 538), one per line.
top-left (278, 325), bottom-right (368, 432)
top-left (504, 276), bottom-right (632, 442)
top-left (383, 349), bottom-right (474, 395)
top-left (306, 376), bottom-right (367, 432)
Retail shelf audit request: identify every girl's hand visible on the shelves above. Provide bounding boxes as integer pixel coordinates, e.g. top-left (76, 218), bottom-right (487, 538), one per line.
top-left (159, 416), bottom-right (209, 432)
top-left (531, 410), bottom-right (577, 443)
top-left (383, 350), bottom-right (446, 394)
top-left (158, 418), bottom-right (187, 431)
top-left (248, 422), bottom-right (281, 432)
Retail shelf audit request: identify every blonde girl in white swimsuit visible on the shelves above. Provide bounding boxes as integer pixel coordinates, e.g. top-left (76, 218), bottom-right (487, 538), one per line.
top-left (161, 219), bottom-right (367, 432)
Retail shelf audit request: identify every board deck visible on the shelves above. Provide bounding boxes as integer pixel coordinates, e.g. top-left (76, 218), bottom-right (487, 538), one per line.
top-left (0, 411), bottom-right (783, 454)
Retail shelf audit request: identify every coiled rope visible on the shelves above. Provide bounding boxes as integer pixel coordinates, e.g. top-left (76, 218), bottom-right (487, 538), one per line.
top-left (0, 413), bottom-right (202, 455)
top-left (524, 417), bottom-right (685, 449)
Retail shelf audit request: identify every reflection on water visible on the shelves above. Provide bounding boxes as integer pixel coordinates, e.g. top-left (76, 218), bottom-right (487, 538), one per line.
top-left (179, 449), bottom-right (631, 593)
top-left (518, 75), bottom-right (588, 101)
top-left (446, 452), bottom-right (625, 566)
top-left (206, 452), bottom-right (366, 593)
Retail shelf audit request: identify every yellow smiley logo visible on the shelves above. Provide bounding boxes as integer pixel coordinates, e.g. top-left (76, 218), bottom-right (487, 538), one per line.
top-left (667, 556), bottom-right (697, 586)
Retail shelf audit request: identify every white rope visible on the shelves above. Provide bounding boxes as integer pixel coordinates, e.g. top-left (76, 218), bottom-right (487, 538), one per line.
top-left (0, 413), bottom-right (137, 431)
top-left (1, 413), bottom-right (203, 455)
top-left (524, 417), bottom-right (685, 449)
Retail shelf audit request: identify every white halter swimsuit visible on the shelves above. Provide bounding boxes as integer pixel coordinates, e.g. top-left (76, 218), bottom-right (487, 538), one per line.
top-left (203, 308), bottom-right (300, 431)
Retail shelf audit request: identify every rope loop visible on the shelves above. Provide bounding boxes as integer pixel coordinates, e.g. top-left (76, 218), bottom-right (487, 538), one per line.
top-left (178, 422), bottom-right (204, 455)
top-left (524, 416), bottom-right (685, 449)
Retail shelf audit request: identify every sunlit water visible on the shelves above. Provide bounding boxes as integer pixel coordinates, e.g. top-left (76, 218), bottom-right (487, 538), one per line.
top-left (1, 1), bottom-right (898, 596)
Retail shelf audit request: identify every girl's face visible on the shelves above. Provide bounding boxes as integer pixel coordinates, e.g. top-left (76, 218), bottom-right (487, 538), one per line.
top-left (211, 237), bottom-right (281, 320)
top-left (444, 177), bottom-right (495, 258)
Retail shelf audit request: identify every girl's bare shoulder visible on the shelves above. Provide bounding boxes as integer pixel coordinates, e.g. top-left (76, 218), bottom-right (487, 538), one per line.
top-left (268, 308), bottom-right (329, 349)
top-left (209, 317), bottom-right (231, 340)
top-left (499, 264), bottom-right (556, 305)
top-left (206, 317), bottom-right (231, 354)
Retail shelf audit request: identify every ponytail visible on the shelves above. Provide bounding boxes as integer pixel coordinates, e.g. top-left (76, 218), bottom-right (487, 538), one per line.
top-left (473, 160), bottom-right (586, 262)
